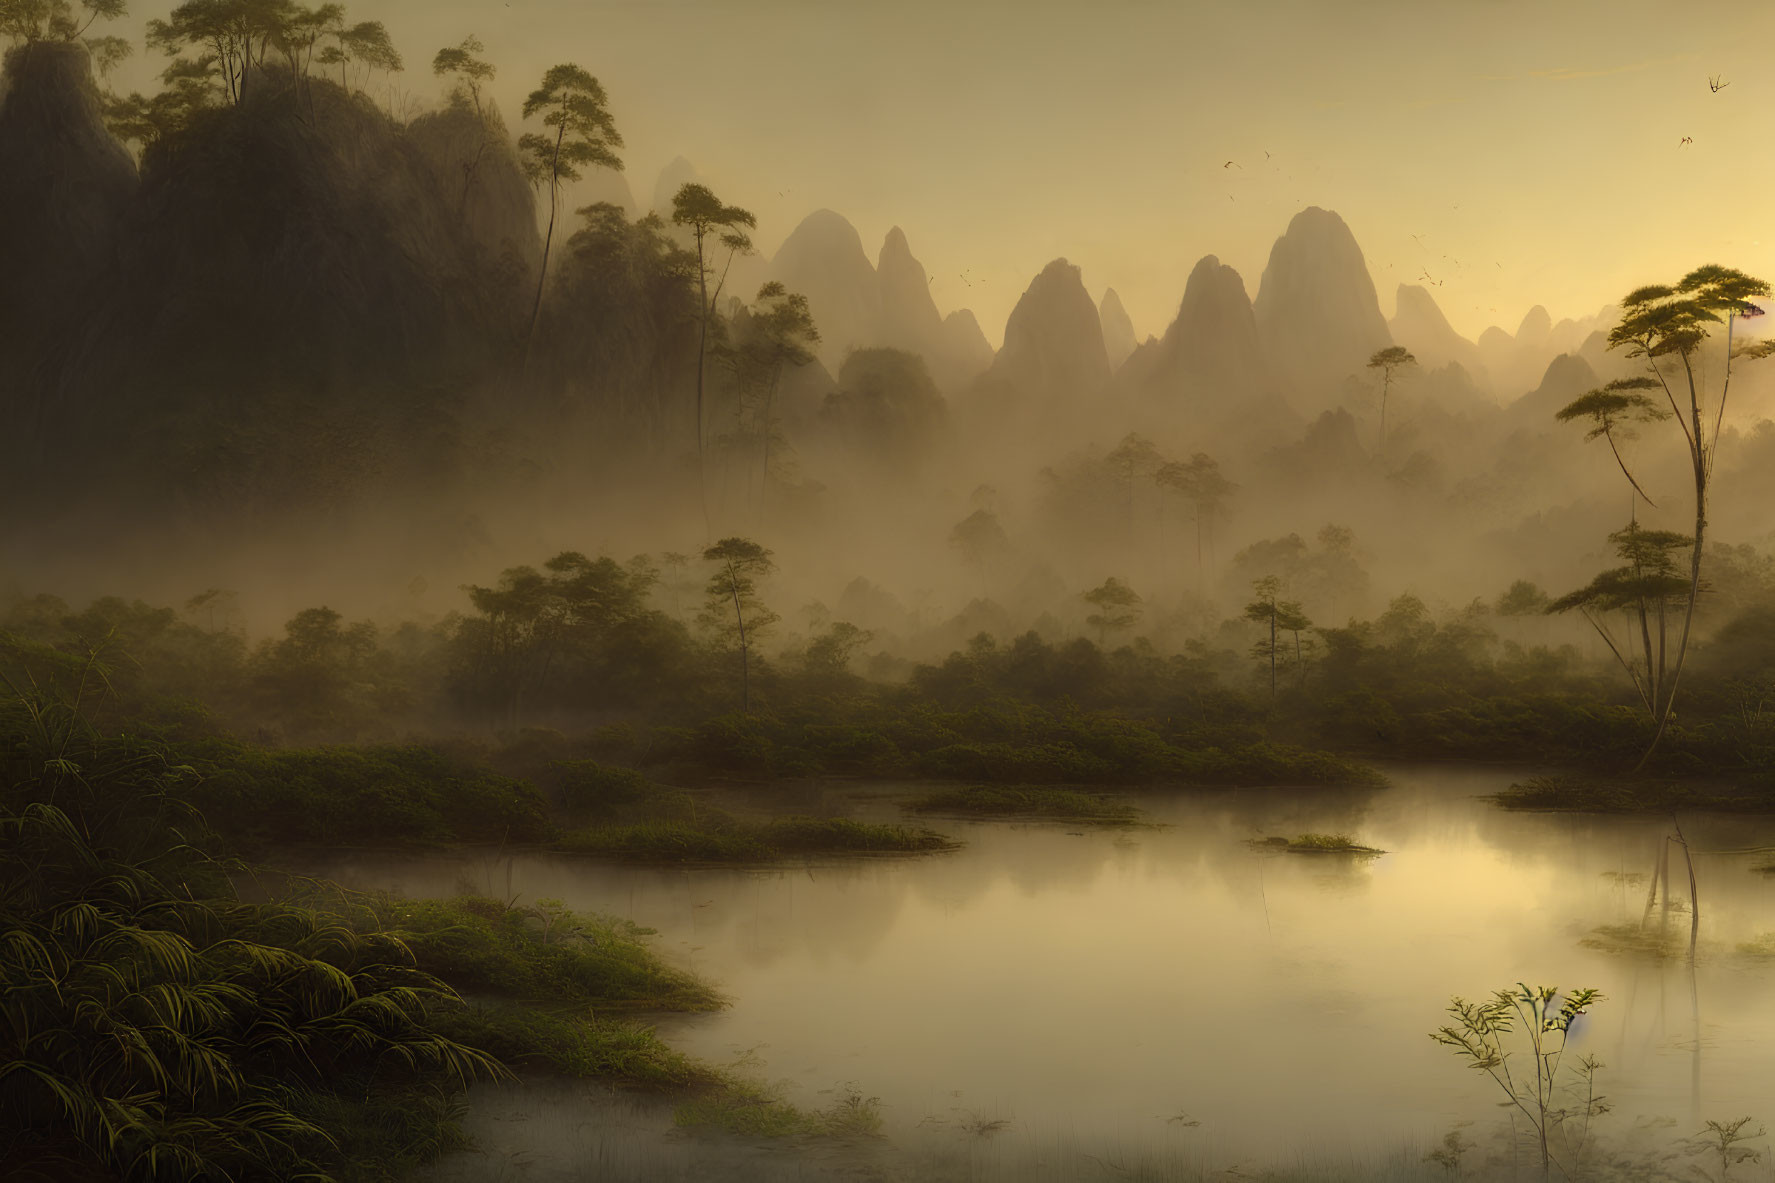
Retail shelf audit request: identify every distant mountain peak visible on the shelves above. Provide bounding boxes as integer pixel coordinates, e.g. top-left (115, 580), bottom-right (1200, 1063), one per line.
top-left (1252, 206), bottom-right (1391, 410)
top-left (981, 257), bottom-right (1109, 405)
top-left (1099, 286), bottom-right (1136, 369)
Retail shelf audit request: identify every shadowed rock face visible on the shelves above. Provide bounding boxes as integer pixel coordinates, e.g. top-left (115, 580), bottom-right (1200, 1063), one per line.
top-left (1099, 287), bottom-right (1137, 370)
top-left (12, 66), bottom-right (540, 528)
top-left (0, 42), bottom-right (137, 381)
top-left (406, 98), bottom-right (543, 276)
top-left (979, 257), bottom-right (1110, 408)
top-left (1253, 206), bottom-right (1392, 411)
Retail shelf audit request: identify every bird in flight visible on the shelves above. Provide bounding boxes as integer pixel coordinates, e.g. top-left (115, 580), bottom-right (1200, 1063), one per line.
top-left (1223, 160), bottom-right (1239, 169)
top-left (1709, 75), bottom-right (1730, 93)
top-left (1680, 136), bottom-right (1693, 146)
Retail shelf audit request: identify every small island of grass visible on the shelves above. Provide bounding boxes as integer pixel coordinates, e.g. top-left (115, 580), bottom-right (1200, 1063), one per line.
top-left (1249, 832), bottom-right (1385, 855)
top-left (1492, 774), bottom-right (1758, 813)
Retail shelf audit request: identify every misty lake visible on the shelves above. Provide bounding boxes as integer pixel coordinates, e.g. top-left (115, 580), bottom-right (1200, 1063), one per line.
top-left (291, 768), bottom-right (1775, 1180)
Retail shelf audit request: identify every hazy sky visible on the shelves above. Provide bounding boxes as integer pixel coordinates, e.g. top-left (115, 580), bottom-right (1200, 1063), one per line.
top-left (112, 0), bottom-right (1775, 346)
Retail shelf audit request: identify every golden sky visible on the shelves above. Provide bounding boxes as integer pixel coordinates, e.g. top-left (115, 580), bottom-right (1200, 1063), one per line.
top-left (115, 0), bottom-right (1775, 346)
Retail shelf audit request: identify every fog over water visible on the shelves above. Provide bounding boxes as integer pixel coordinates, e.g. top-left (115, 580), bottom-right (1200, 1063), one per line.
top-left (12, 2), bottom-right (1775, 1179)
top-left (296, 770), bottom-right (1775, 1178)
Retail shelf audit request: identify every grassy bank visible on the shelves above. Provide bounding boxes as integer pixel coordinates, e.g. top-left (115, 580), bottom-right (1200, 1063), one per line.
top-left (1491, 774), bottom-right (1766, 813)
top-left (905, 784), bottom-right (1141, 823)
top-left (559, 816), bottom-right (953, 862)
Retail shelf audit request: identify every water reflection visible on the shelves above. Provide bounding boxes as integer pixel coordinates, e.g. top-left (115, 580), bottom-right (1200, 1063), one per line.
top-left (299, 766), bottom-right (1775, 1172)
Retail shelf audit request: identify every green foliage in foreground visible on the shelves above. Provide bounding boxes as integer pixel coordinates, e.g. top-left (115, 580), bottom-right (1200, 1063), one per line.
top-left (0, 693), bottom-right (506, 1183)
top-left (906, 784), bottom-right (1140, 822)
top-left (560, 816), bottom-right (953, 863)
top-left (1431, 984), bottom-right (1605, 1179)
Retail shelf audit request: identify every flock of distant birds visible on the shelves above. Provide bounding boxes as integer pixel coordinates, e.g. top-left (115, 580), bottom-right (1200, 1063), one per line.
top-left (908, 75), bottom-right (1735, 310)
top-left (1199, 74), bottom-right (1735, 315)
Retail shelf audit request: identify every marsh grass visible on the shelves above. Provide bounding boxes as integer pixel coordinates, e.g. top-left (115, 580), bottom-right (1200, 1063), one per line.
top-left (1581, 922), bottom-right (1685, 961)
top-left (1493, 774), bottom-right (1755, 813)
top-left (1249, 832), bottom-right (1386, 855)
top-left (365, 894), bottom-right (724, 1011)
top-left (905, 784), bottom-right (1142, 823)
top-left (672, 1076), bottom-right (885, 1139)
top-left (558, 816), bottom-right (954, 863)
top-left (1684, 1116), bottom-right (1767, 1182)
top-left (432, 1005), bottom-right (714, 1091)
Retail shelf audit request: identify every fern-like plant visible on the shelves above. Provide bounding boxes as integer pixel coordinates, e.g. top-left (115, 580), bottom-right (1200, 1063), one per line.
top-left (1429, 982), bottom-right (1604, 1179)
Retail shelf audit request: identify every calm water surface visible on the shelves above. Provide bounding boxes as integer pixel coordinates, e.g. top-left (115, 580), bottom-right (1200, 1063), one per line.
top-left (295, 767), bottom-right (1775, 1177)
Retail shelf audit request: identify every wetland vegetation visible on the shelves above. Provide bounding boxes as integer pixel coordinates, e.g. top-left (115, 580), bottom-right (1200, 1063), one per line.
top-left (9, 1), bottom-right (1775, 1179)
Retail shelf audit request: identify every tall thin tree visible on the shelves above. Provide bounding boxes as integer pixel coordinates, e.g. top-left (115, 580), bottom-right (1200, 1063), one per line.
top-left (518, 63), bottom-right (623, 348)
top-left (671, 183), bottom-right (756, 532)
top-left (1601, 267), bottom-right (1773, 765)
top-left (1366, 345), bottom-right (1416, 458)
top-left (698, 537), bottom-right (777, 714)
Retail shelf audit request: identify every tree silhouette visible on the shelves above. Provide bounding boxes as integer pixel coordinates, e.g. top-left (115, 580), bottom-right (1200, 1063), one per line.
top-left (672, 183), bottom-right (756, 531)
top-left (1366, 345), bottom-right (1416, 458)
top-left (1244, 576), bottom-right (1308, 699)
top-left (430, 35), bottom-right (496, 212)
top-left (1156, 452), bottom-right (1237, 572)
top-left (698, 537), bottom-right (777, 713)
top-left (1555, 377), bottom-right (1669, 507)
top-left (1494, 580), bottom-right (1550, 617)
top-left (519, 63), bottom-right (623, 348)
top-left (1547, 522), bottom-right (1691, 715)
top-left (1602, 266), bottom-right (1773, 763)
top-left (714, 282), bottom-right (818, 523)
top-left (3, 0), bottom-right (127, 69)
top-left (1104, 433), bottom-right (1163, 542)
top-left (1, 0), bottom-right (126, 43)
top-left (1082, 577), bottom-right (1141, 647)
top-left (147, 0), bottom-right (289, 105)
top-left (317, 15), bottom-right (400, 90)
top-left (431, 33), bottom-right (492, 113)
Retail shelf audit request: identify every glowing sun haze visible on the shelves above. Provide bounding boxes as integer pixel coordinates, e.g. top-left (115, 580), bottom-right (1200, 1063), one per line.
top-left (113, 0), bottom-right (1775, 345)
